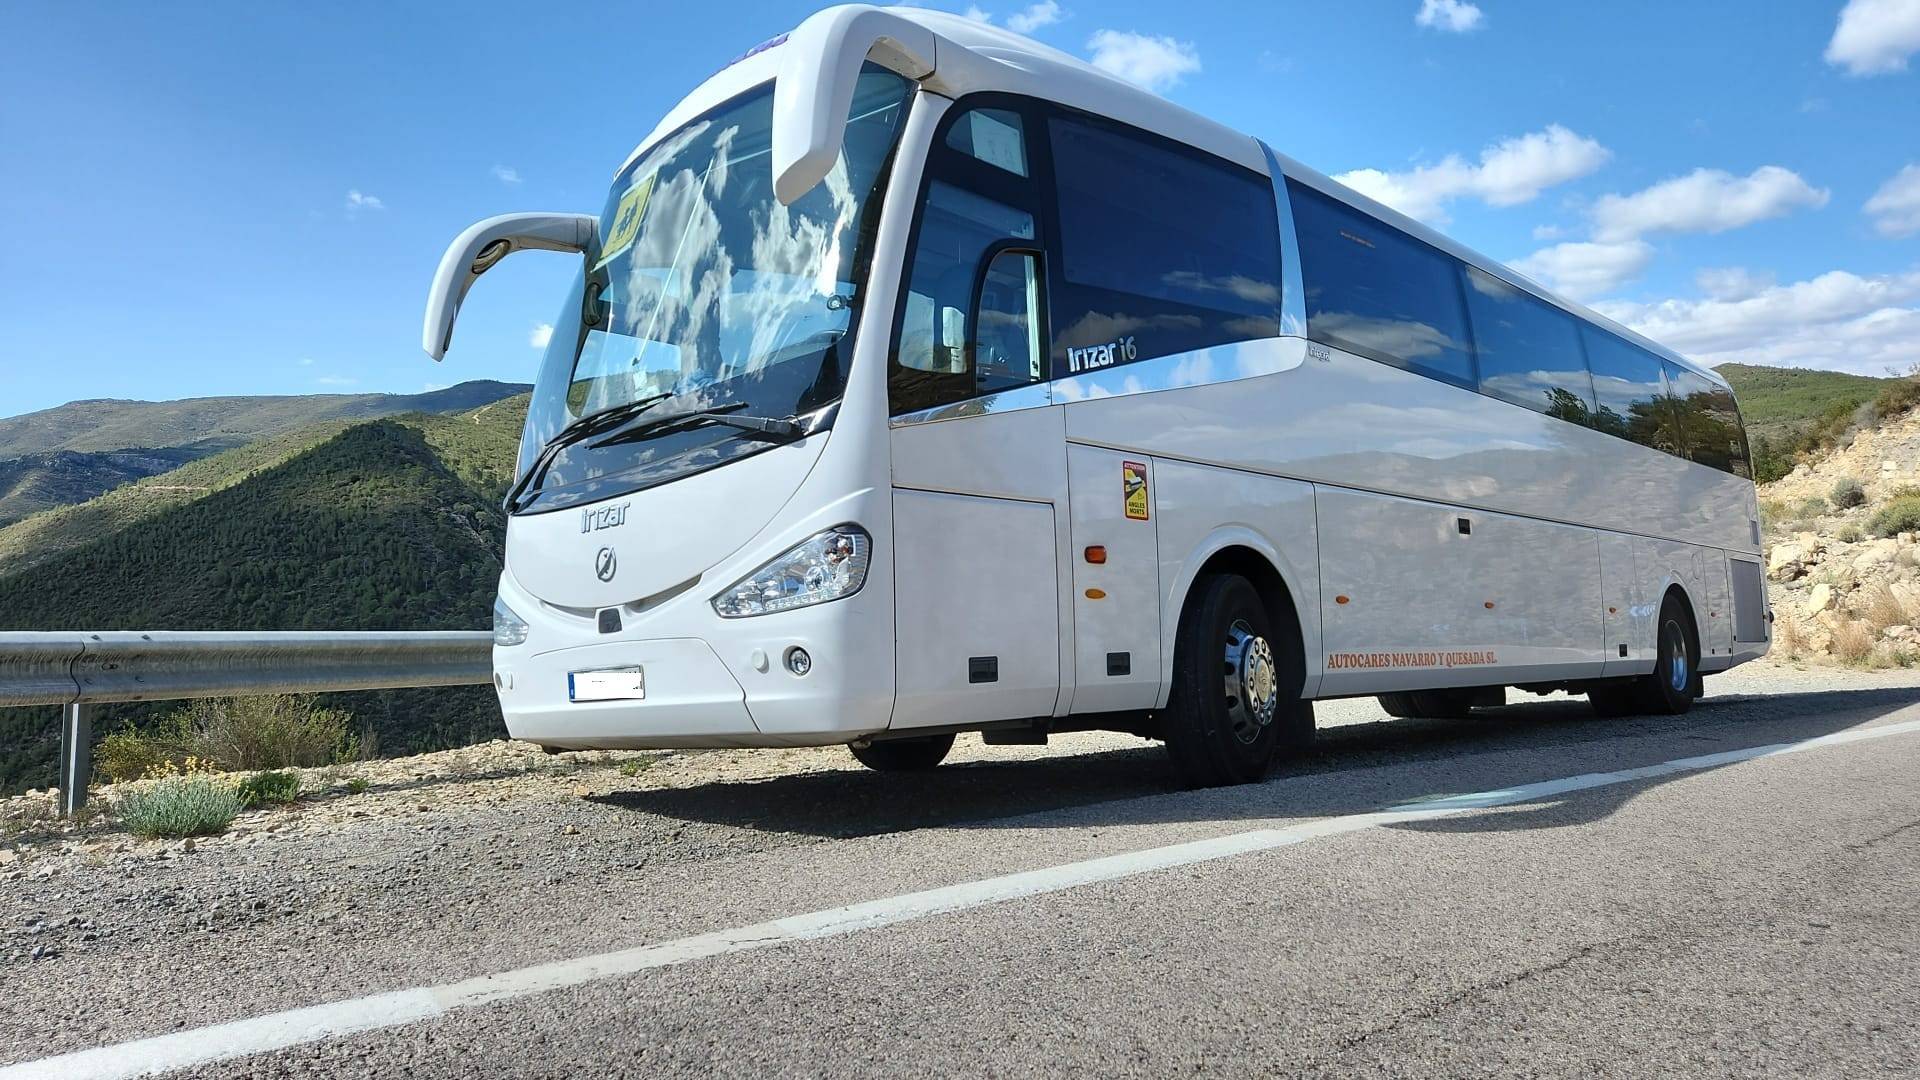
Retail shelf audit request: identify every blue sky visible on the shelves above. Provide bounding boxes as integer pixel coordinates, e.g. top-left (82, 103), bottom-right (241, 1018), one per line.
top-left (3, 0), bottom-right (1918, 418)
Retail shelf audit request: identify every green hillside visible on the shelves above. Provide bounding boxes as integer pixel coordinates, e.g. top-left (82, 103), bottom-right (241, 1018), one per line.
top-left (0, 379), bottom-right (529, 458)
top-left (0, 447), bottom-right (208, 528)
top-left (1715, 363), bottom-right (1890, 439)
top-left (0, 408), bottom-right (529, 794)
top-left (0, 396), bottom-right (530, 579)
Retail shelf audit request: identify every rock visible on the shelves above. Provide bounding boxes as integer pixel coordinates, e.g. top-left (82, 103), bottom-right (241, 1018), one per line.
top-left (562, 824), bottom-right (578, 836)
top-left (1806, 583), bottom-right (1835, 616)
top-left (0, 850), bottom-right (17, 866)
top-left (1768, 543), bottom-right (1806, 579)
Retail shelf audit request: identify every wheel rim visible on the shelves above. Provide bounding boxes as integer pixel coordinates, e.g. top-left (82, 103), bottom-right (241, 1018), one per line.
top-left (1663, 619), bottom-right (1689, 692)
top-left (1223, 619), bottom-right (1278, 744)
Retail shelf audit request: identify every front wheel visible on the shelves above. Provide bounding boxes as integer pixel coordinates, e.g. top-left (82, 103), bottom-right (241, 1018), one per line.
top-left (850, 733), bottom-right (956, 772)
top-left (1163, 574), bottom-right (1301, 788)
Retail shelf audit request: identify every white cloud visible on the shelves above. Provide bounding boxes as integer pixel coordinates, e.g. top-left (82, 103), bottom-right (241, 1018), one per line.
top-left (1512, 240), bottom-right (1654, 301)
top-left (314, 375), bottom-right (358, 387)
top-left (1086, 29), bottom-right (1200, 93)
top-left (1415, 0), bottom-right (1484, 33)
top-left (423, 382), bottom-right (448, 392)
top-left (1694, 267), bottom-right (1775, 301)
top-left (1334, 125), bottom-right (1609, 224)
top-left (345, 189), bottom-right (384, 214)
top-left (1595, 268), bottom-right (1920, 375)
top-left (1589, 166), bottom-right (1829, 242)
top-left (1866, 163), bottom-right (1920, 237)
top-left (962, 5), bottom-right (991, 23)
top-left (491, 164), bottom-right (522, 185)
top-left (1007, 1), bottom-right (1062, 33)
top-left (530, 323), bottom-right (554, 348)
top-left (1825, 0), bottom-right (1920, 75)
top-left (296, 357), bottom-right (315, 367)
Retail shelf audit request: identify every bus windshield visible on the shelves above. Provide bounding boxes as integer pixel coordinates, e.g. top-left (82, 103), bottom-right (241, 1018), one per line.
top-left (515, 63), bottom-right (913, 512)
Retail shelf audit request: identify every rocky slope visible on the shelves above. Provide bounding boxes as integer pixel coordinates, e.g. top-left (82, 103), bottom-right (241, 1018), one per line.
top-left (1760, 407), bottom-right (1920, 665)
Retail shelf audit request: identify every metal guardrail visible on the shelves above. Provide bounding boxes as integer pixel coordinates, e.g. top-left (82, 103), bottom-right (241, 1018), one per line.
top-left (0, 631), bottom-right (494, 814)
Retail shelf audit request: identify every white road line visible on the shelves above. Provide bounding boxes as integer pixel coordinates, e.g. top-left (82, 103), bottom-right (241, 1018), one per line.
top-left (10, 717), bottom-right (1920, 1080)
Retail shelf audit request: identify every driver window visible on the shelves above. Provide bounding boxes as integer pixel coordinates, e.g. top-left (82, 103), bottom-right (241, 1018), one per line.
top-left (890, 105), bottom-right (1047, 416)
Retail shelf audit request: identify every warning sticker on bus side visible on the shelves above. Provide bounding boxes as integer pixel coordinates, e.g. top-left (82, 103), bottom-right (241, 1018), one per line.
top-left (1123, 461), bottom-right (1149, 521)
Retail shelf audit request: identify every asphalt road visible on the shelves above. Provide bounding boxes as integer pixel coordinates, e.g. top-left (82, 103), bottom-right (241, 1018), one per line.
top-left (5, 663), bottom-right (1920, 1078)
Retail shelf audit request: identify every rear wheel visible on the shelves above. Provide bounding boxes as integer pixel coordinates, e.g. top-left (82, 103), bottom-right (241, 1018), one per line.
top-left (850, 733), bottom-right (955, 772)
top-left (1164, 574), bottom-right (1303, 788)
top-left (1586, 594), bottom-right (1698, 717)
top-left (1377, 689), bottom-right (1479, 719)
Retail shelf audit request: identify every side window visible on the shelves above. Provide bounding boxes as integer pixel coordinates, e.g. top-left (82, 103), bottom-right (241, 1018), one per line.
top-left (1460, 266), bottom-right (1596, 424)
top-left (1666, 362), bottom-right (1747, 475)
top-left (1047, 115), bottom-right (1281, 375)
top-left (1289, 181), bottom-right (1475, 388)
top-left (1584, 328), bottom-right (1680, 454)
top-left (890, 107), bottom-right (1047, 416)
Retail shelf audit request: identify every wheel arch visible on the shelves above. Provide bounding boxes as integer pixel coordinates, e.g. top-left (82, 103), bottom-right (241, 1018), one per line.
top-left (1157, 530), bottom-right (1318, 709)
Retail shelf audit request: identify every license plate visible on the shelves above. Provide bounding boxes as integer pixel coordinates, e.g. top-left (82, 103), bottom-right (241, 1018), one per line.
top-left (568, 667), bottom-right (645, 702)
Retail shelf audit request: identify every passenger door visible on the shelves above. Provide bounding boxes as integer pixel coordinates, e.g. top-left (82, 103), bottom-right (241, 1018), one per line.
top-left (887, 101), bottom-right (1069, 729)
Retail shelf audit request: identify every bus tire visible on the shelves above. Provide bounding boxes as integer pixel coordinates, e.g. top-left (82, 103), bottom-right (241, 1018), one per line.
top-left (1164, 574), bottom-right (1292, 788)
top-left (850, 733), bottom-right (955, 772)
top-left (1635, 595), bottom-right (1699, 715)
top-left (1377, 689), bottom-right (1477, 719)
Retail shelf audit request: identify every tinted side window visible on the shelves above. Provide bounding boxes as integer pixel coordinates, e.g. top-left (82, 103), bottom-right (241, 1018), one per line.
top-left (1584, 328), bottom-right (1679, 454)
top-left (1461, 266), bottom-right (1596, 424)
top-left (890, 106), bottom-right (1047, 416)
top-left (1289, 181), bottom-right (1475, 388)
top-left (1667, 362), bottom-right (1748, 475)
top-left (1048, 115), bottom-right (1281, 374)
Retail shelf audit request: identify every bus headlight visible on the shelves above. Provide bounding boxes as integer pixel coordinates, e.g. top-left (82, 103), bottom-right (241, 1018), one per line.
top-left (712, 525), bottom-right (871, 618)
top-left (493, 596), bottom-right (530, 647)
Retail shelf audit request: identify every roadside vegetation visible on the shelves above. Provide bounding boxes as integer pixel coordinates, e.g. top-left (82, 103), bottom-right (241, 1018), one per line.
top-left (97, 695), bottom-right (364, 783)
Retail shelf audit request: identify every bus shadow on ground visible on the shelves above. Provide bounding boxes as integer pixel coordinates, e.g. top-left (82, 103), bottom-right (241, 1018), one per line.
top-left (591, 685), bottom-right (1920, 841)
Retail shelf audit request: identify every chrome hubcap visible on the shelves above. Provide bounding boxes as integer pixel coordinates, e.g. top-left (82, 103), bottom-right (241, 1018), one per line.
top-left (1664, 620), bottom-right (1689, 692)
top-left (1223, 619), bottom-right (1278, 744)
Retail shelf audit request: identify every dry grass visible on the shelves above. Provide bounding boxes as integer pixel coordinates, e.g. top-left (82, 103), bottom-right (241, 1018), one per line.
top-left (1832, 619), bottom-right (1876, 665)
top-left (1776, 612), bottom-right (1810, 659)
top-left (1864, 584), bottom-right (1912, 633)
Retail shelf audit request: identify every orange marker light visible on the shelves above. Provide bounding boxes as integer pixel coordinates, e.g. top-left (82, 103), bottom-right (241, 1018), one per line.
top-left (1334, 595), bottom-right (1350, 605)
top-left (1084, 545), bottom-right (1108, 564)
top-left (1484, 601), bottom-right (1496, 609)
top-left (1085, 588), bottom-right (1107, 600)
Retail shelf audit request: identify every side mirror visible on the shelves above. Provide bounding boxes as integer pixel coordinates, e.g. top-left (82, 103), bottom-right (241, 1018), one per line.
top-left (771, 6), bottom-right (936, 205)
top-left (422, 212), bottom-right (598, 360)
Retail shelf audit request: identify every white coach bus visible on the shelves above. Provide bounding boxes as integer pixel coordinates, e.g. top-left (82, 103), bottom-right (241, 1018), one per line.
top-left (422, 5), bottom-right (1770, 787)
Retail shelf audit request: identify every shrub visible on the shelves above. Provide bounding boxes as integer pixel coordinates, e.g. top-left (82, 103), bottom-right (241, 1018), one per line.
top-left (1832, 620), bottom-right (1875, 665)
top-left (1865, 584), bottom-right (1911, 632)
top-left (118, 775), bottom-right (241, 839)
top-left (234, 770), bottom-right (300, 809)
top-left (1776, 614), bottom-right (1808, 659)
top-left (1794, 496), bottom-right (1826, 520)
top-left (1869, 496), bottom-right (1920, 538)
top-left (99, 696), bottom-right (362, 782)
top-left (1837, 524), bottom-right (1864, 543)
top-left (1830, 477), bottom-right (1866, 509)
top-left (344, 777), bottom-right (369, 795)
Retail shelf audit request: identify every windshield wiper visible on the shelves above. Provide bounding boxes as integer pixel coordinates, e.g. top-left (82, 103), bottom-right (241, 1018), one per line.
top-left (589, 402), bottom-right (805, 449)
top-left (503, 392), bottom-right (674, 513)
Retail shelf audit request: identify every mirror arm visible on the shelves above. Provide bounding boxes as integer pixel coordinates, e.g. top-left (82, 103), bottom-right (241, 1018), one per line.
top-left (422, 212), bottom-right (598, 360)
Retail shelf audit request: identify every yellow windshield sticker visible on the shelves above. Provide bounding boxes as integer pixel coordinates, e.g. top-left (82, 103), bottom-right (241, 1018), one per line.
top-left (594, 173), bottom-right (656, 271)
top-left (1123, 461), bottom-right (1149, 521)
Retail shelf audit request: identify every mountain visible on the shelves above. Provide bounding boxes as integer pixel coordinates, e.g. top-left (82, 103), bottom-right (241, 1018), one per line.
top-left (0, 398), bottom-right (530, 795)
top-left (0, 380), bottom-right (530, 458)
top-left (1715, 363), bottom-right (1892, 440)
top-left (0, 447), bottom-right (209, 528)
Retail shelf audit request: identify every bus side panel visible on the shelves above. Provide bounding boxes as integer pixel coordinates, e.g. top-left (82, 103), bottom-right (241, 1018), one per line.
top-left (1148, 458), bottom-right (1320, 704)
top-left (1598, 531), bottom-right (1648, 679)
top-left (1064, 445), bottom-right (1163, 714)
top-left (1699, 548), bottom-right (1735, 670)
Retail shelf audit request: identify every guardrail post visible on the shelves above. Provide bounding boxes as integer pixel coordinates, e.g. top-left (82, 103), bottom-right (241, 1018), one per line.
top-left (58, 702), bottom-right (93, 815)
